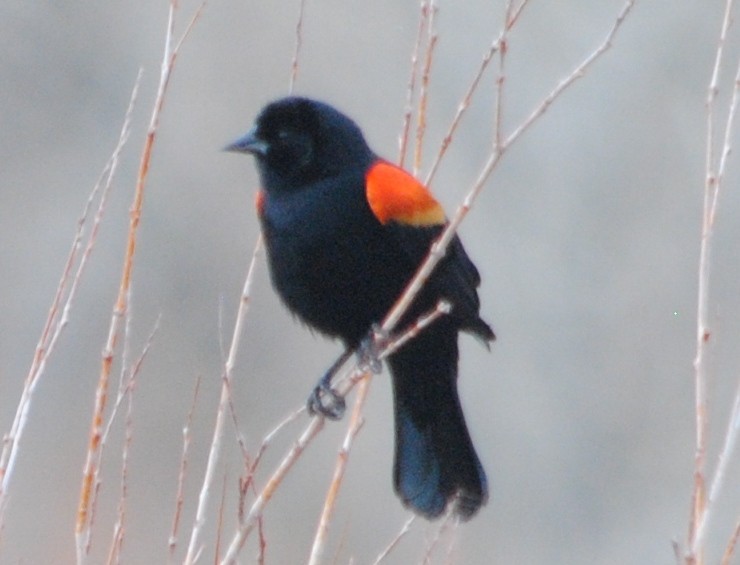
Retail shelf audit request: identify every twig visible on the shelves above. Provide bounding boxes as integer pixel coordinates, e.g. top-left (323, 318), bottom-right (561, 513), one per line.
top-left (383, 0), bottom-right (635, 338)
top-left (103, 317), bottom-right (160, 564)
top-left (307, 376), bottom-right (370, 565)
top-left (257, 512), bottom-right (267, 565)
top-left (168, 376), bottom-right (202, 563)
top-left (235, 405), bottom-right (307, 531)
top-left (372, 516), bottom-right (416, 564)
top-left (381, 301), bottom-right (451, 360)
top-left (493, 1), bottom-right (513, 152)
top-left (183, 235), bottom-right (263, 564)
top-left (289, 0), bottom-right (308, 93)
top-left (399, 0), bottom-right (430, 167)
top-left (687, 0), bottom-right (738, 562)
top-left (691, 358), bottom-right (740, 558)
top-left (214, 470), bottom-right (229, 563)
top-left (421, 509), bottom-right (456, 565)
top-left (221, 290), bottom-right (484, 564)
top-left (105, 385), bottom-right (134, 565)
top-left (218, 262), bottom-right (444, 565)
top-left (721, 520), bottom-right (740, 565)
top-left (424, 0), bottom-right (530, 187)
top-left (0, 69), bottom-right (140, 524)
top-left (227, 301), bottom-right (447, 563)
top-left (220, 416), bottom-right (326, 564)
top-left (413, 0), bottom-right (438, 178)
top-left (226, 376), bottom-right (253, 469)
top-left (101, 315), bottom-right (162, 447)
top-left (248, 406), bottom-right (306, 485)
top-left (75, 3), bottom-right (202, 561)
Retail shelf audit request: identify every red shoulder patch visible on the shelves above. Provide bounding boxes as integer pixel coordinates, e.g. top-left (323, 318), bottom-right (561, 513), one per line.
top-left (365, 161), bottom-right (445, 226)
top-left (255, 190), bottom-right (266, 216)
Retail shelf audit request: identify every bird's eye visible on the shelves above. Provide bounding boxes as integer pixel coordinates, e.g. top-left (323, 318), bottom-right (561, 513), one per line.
top-left (268, 128), bottom-right (314, 173)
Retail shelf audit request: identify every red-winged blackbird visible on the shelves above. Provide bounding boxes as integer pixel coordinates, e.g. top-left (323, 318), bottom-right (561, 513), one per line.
top-left (226, 97), bottom-right (494, 520)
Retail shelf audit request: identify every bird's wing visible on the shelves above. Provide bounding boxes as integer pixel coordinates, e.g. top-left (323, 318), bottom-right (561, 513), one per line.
top-left (365, 160), bottom-right (493, 341)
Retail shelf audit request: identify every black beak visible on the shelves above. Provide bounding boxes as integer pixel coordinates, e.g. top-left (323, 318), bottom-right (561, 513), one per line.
top-left (224, 127), bottom-right (268, 156)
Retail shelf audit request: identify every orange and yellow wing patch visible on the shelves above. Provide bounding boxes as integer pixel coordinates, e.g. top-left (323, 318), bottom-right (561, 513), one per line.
top-left (365, 161), bottom-right (445, 227)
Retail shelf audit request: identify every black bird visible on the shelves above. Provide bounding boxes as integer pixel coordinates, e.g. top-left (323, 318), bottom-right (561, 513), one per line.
top-left (226, 97), bottom-right (493, 519)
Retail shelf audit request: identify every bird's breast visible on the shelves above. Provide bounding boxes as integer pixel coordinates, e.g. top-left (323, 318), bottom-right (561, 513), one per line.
top-left (258, 181), bottom-right (412, 343)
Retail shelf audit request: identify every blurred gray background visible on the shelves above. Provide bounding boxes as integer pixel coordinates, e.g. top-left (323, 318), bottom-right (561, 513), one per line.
top-left (2, 1), bottom-right (740, 563)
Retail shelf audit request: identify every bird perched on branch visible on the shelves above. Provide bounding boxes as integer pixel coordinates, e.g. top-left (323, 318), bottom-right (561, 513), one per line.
top-left (226, 96), bottom-right (493, 520)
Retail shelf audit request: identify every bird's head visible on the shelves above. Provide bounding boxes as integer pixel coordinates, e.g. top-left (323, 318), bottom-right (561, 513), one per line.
top-left (226, 96), bottom-right (375, 192)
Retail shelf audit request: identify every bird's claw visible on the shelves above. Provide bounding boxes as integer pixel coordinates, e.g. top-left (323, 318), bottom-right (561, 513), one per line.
top-left (307, 383), bottom-right (346, 420)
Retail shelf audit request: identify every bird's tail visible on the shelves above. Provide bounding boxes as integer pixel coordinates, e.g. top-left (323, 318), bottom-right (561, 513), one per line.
top-left (387, 322), bottom-right (488, 519)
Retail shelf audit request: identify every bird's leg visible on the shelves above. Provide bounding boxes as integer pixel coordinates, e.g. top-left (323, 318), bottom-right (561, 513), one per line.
top-left (307, 325), bottom-right (390, 420)
top-left (307, 347), bottom-right (352, 420)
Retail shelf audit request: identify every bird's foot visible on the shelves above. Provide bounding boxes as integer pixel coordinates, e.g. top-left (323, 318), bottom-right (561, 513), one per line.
top-left (307, 381), bottom-right (346, 420)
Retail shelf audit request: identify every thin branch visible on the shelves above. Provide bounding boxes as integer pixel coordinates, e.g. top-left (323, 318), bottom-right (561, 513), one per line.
top-left (220, 417), bottom-right (326, 564)
top-left (501, 0), bottom-right (635, 152)
top-left (712, 59), bottom-right (740, 218)
top-left (372, 516), bottom-right (416, 564)
top-left (183, 235), bottom-right (263, 564)
top-left (399, 0), bottom-right (430, 167)
top-left (104, 384), bottom-right (134, 565)
top-left (76, 3), bottom-right (202, 561)
top-left (424, 0), bottom-right (530, 187)
top-left (425, 42), bottom-right (497, 186)
top-left (168, 376), bottom-right (202, 563)
top-left (0, 70), bottom-right (141, 523)
top-left (688, 1), bottom-right (737, 562)
top-left (289, 0), bottom-right (308, 93)
top-left (721, 520), bottom-right (740, 565)
top-left (214, 471), bottom-right (229, 564)
top-left (383, 0), bottom-right (635, 338)
top-left (691, 363), bottom-right (740, 557)
top-left (421, 510), bottom-right (457, 565)
top-left (223, 300), bottom-right (449, 563)
top-left (307, 377), bottom-right (370, 565)
top-left (101, 315), bottom-right (162, 447)
top-left (226, 377), bottom-right (253, 469)
top-left (413, 0), bottom-right (438, 178)
top-left (250, 405), bottom-right (306, 478)
top-left (380, 301), bottom-right (451, 359)
top-left (103, 317), bottom-right (160, 564)
top-left (493, 1), bottom-right (513, 153)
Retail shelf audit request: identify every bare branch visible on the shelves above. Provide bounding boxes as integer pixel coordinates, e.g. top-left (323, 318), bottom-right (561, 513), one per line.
top-left (76, 2), bottom-right (201, 560)
top-left (183, 235), bottom-right (263, 564)
top-left (0, 70), bottom-right (141, 527)
top-left (307, 377), bottom-right (370, 565)
top-left (421, 509), bottom-right (457, 564)
top-left (372, 516), bottom-right (416, 564)
top-left (424, 0), bottom-right (530, 187)
top-left (382, 0), bottom-right (635, 338)
top-left (399, 0), bottom-right (430, 167)
top-left (721, 520), bottom-right (740, 565)
top-left (220, 417), bottom-right (326, 564)
top-left (687, 1), bottom-right (738, 562)
top-left (168, 376), bottom-right (201, 562)
top-left (289, 0), bottom-right (308, 93)
top-left (103, 317), bottom-right (160, 564)
top-left (413, 0), bottom-right (438, 177)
